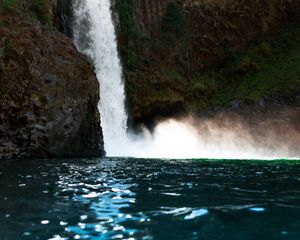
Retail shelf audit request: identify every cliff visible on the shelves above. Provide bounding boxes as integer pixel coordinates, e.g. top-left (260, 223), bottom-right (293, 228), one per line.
top-left (0, 1), bottom-right (104, 159)
top-left (114, 0), bottom-right (300, 123)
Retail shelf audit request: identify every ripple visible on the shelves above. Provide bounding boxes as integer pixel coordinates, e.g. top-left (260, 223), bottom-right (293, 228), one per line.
top-left (160, 207), bottom-right (192, 216)
top-left (1, 158), bottom-right (300, 240)
top-left (249, 207), bottom-right (266, 212)
top-left (161, 192), bottom-right (182, 196)
top-left (82, 192), bottom-right (100, 198)
top-left (184, 209), bottom-right (209, 220)
top-left (48, 236), bottom-right (67, 240)
top-left (41, 220), bottom-right (50, 225)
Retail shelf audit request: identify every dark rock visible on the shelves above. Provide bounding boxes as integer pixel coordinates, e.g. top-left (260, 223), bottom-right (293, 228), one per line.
top-left (55, 0), bottom-right (74, 37)
top-left (0, 14), bottom-right (104, 160)
top-left (230, 100), bottom-right (241, 110)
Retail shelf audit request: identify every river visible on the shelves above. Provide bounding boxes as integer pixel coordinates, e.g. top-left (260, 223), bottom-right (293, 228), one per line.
top-left (1, 158), bottom-right (300, 239)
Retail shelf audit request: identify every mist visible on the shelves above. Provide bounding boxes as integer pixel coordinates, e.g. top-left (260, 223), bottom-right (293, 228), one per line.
top-left (71, 0), bottom-right (300, 160)
top-left (109, 110), bottom-right (300, 159)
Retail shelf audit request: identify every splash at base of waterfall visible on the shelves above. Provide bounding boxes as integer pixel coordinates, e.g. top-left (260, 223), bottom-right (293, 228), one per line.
top-left (108, 117), bottom-right (300, 160)
top-left (71, 0), bottom-right (300, 160)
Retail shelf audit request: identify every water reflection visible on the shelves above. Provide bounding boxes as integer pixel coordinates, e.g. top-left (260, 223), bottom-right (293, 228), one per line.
top-left (0, 158), bottom-right (300, 239)
top-left (55, 162), bottom-right (141, 239)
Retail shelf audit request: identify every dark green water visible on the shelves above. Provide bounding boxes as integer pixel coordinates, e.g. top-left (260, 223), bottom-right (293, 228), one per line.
top-left (1, 158), bottom-right (300, 240)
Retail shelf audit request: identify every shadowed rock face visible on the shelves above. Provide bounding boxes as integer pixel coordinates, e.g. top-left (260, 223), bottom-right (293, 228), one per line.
top-left (114, 0), bottom-right (300, 123)
top-left (0, 13), bottom-right (104, 160)
top-left (54, 0), bottom-right (73, 37)
top-left (134, 0), bottom-right (300, 69)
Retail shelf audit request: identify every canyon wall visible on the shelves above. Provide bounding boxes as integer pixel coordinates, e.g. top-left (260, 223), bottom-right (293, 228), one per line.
top-left (134, 0), bottom-right (299, 68)
top-left (114, 0), bottom-right (300, 123)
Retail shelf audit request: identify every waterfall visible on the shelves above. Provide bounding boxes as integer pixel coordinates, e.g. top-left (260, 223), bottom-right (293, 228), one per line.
top-left (70, 0), bottom-right (297, 160)
top-left (72, 0), bottom-right (128, 155)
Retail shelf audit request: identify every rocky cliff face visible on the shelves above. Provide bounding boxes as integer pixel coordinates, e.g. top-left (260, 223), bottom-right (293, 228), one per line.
top-left (53, 0), bottom-right (73, 36)
top-left (114, 0), bottom-right (300, 124)
top-left (0, 4), bottom-right (104, 159)
top-left (134, 0), bottom-right (299, 68)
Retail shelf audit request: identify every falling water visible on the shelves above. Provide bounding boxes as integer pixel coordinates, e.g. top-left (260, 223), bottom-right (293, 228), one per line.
top-left (72, 0), bottom-right (128, 155)
top-left (71, 0), bottom-right (300, 159)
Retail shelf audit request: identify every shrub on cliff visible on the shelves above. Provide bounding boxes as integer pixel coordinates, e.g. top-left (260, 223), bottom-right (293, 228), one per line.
top-left (0, 0), bottom-right (20, 11)
top-left (160, 2), bottom-right (187, 53)
top-left (115, 0), bottom-right (150, 70)
top-left (162, 2), bottom-right (186, 40)
top-left (27, 0), bottom-right (52, 26)
top-left (0, 0), bottom-right (53, 26)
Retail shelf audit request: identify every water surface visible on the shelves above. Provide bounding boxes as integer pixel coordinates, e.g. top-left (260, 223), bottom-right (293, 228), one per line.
top-left (1, 158), bottom-right (300, 240)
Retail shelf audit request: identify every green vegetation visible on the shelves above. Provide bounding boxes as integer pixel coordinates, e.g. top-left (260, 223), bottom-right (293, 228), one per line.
top-left (125, 23), bottom-right (300, 116)
top-left (113, 0), bottom-right (300, 119)
top-left (205, 24), bottom-right (300, 108)
top-left (28, 0), bottom-right (53, 26)
top-left (0, 0), bottom-right (20, 11)
top-left (115, 1), bottom-right (187, 70)
top-left (114, 0), bottom-right (149, 70)
top-left (162, 2), bottom-right (186, 35)
top-left (3, 37), bottom-right (15, 56)
top-left (160, 2), bottom-right (187, 50)
top-left (114, 0), bottom-right (300, 118)
top-left (114, 0), bottom-right (191, 116)
top-left (0, 0), bottom-right (53, 26)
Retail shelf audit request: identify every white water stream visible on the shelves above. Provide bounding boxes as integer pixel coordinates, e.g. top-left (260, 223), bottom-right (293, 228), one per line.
top-left (71, 0), bottom-right (299, 160)
top-left (72, 0), bottom-right (128, 155)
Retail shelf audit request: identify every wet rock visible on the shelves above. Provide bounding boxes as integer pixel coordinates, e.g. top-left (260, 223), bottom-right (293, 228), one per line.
top-left (55, 0), bottom-right (74, 37)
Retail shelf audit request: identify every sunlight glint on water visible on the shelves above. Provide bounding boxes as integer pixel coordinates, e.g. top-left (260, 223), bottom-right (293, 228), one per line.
top-left (1, 158), bottom-right (300, 240)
